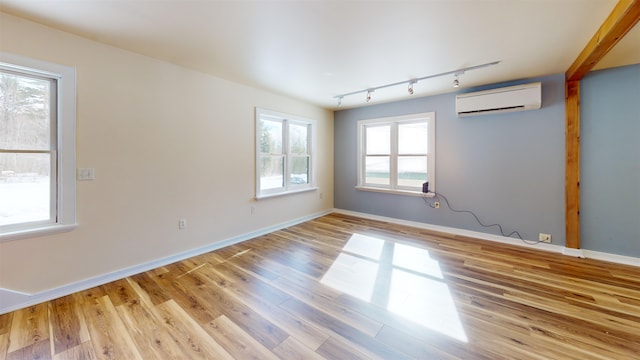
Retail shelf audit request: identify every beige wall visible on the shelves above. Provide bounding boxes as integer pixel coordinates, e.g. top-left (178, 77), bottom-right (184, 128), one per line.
top-left (0, 13), bottom-right (334, 294)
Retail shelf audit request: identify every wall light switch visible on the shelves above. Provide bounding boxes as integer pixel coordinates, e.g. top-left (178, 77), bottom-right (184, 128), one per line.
top-left (77, 168), bottom-right (95, 180)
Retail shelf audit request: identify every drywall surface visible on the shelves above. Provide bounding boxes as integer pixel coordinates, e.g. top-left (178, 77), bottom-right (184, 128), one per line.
top-left (581, 63), bottom-right (640, 257)
top-left (335, 74), bottom-right (566, 244)
top-left (0, 13), bottom-right (333, 294)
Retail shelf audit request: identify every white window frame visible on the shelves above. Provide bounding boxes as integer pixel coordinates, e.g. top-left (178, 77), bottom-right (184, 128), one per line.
top-left (255, 108), bottom-right (316, 199)
top-left (356, 112), bottom-right (435, 196)
top-left (0, 52), bottom-right (77, 242)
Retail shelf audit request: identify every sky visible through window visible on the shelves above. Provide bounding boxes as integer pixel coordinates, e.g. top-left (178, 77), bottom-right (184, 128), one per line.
top-left (364, 121), bottom-right (428, 188)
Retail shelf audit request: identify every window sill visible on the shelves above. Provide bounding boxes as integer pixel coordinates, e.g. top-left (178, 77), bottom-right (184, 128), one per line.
top-left (256, 186), bottom-right (319, 200)
top-left (0, 223), bottom-right (77, 243)
top-left (356, 186), bottom-right (435, 198)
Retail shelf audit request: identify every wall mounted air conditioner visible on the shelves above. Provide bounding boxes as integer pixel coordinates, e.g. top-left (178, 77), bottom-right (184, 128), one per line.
top-left (455, 82), bottom-right (541, 117)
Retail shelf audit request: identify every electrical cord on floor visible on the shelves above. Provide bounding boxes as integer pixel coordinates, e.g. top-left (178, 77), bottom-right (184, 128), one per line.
top-left (421, 191), bottom-right (543, 245)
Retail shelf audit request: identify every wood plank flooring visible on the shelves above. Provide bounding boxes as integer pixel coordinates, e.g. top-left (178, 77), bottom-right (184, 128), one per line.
top-left (1, 213), bottom-right (639, 359)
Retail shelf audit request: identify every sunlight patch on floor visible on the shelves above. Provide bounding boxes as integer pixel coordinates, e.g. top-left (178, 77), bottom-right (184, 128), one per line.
top-left (388, 268), bottom-right (467, 341)
top-left (320, 252), bottom-right (379, 301)
top-left (342, 232), bottom-right (385, 260)
top-left (321, 233), bottom-right (468, 342)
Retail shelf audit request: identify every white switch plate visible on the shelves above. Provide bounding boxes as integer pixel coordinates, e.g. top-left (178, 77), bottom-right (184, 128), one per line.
top-left (77, 168), bottom-right (95, 180)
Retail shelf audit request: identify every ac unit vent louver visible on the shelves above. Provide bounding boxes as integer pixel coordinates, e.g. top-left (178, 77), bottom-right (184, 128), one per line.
top-left (455, 82), bottom-right (541, 117)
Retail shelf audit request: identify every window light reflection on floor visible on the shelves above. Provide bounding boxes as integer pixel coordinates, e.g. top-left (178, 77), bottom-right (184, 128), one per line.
top-left (342, 233), bottom-right (385, 260)
top-left (392, 242), bottom-right (443, 279)
top-left (320, 252), bottom-right (379, 301)
top-left (320, 233), bottom-right (468, 342)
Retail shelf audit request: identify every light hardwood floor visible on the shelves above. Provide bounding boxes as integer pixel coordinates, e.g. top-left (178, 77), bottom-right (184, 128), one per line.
top-left (1, 213), bottom-right (639, 359)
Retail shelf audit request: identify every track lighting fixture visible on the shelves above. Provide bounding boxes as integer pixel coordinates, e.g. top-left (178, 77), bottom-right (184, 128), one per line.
top-left (408, 80), bottom-right (416, 95)
top-left (333, 61), bottom-right (499, 106)
top-left (453, 70), bottom-right (463, 88)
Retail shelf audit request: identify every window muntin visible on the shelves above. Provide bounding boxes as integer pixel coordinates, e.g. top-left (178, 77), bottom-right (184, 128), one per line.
top-left (357, 113), bottom-right (435, 194)
top-left (256, 108), bottom-right (315, 198)
top-left (0, 52), bottom-right (76, 241)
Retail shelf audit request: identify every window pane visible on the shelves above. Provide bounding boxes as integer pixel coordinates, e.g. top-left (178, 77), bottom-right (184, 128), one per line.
top-left (398, 122), bottom-right (428, 154)
top-left (398, 156), bottom-right (427, 188)
top-left (0, 72), bottom-right (52, 151)
top-left (260, 155), bottom-right (284, 190)
top-left (259, 119), bottom-right (282, 154)
top-left (289, 123), bottom-right (308, 155)
top-left (290, 156), bottom-right (309, 185)
top-left (0, 153), bottom-right (51, 226)
top-left (366, 125), bottom-right (390, 155)
top-left (365, 156), bottom-right (389, 185)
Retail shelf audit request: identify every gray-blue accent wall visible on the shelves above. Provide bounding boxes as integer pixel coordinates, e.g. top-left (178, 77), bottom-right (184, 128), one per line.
top-left (335, 74), bottom-right (566, 244)
top-left (335, 67), bottom-right (640, 257)
top-left (581, 63), bottom-right (640, 257)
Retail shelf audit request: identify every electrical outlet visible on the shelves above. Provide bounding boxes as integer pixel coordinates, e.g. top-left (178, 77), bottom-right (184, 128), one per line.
top-left (178, 219), bottom-right (187, 230)
top-left (250, 205), bottom-right (256, 215)
top-left (539, 233), bottom-right (551, 243)
top-left (434, 202), bottom-right (440, 209)
top-left (77, 167), bottom-right (95, 180)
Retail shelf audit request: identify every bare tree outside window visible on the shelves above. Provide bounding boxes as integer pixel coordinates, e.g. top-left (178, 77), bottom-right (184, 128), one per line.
top-left (289, 123), bottom-right (310, 185)
top-left (255, 108), bottom-right (315, 198)
top-left (0, 71), bottom-right (54, 226)
top-left (259, 118), bottom-right (284, 190)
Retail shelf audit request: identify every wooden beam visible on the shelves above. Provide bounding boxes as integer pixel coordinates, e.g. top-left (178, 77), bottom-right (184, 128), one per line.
top-left (566, 0), bottom-right (640, 81)
top-left (564, 0), bottom-right (639, 249)
top-left (565, 81), bottom-right (581, 249)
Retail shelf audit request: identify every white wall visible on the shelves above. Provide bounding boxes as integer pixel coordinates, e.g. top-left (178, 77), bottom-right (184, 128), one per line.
top-left (0, 13), bottom-right (333, 296)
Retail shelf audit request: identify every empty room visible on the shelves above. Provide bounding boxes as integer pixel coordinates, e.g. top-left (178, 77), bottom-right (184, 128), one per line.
top-left (1, 0), bottom-right (639, 359)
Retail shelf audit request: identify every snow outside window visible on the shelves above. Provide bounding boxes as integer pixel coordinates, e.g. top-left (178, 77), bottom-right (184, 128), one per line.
top-left (357, 112), bottom-right (435, 195)
top-left (256, 108), bottom-right (316, 198)
top-left (0, 53), bottom-right (76, 241)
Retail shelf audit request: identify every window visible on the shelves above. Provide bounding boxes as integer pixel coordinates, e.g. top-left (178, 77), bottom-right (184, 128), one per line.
top-left (0, 52), bottom-right (76, 241)
top-left (256, 108), bottom-right (316, 198)
top-left (357, 112), bottom-right (435, 195)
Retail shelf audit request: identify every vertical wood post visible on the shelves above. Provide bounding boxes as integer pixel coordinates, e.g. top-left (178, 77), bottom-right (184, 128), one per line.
top-left (565, 80), bottom-right (581, 249)
top-left (563, 1), bottom-right (639, 250)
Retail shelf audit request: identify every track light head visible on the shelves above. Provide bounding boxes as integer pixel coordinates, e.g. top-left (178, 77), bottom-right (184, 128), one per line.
top-left (453, 70), bottom-right (464, 88)
top-left (408, 80), bottom-right (416, 95)
top-left (332, 61), bottom-right (499, 104)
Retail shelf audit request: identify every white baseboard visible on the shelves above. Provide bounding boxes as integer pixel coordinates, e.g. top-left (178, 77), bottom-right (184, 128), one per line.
top-left (333, 209), bottom-right (640, 267)
top-left (4, 208), bottom-right (637, 315)
top-left (581, 249), bottom-right (640, 267)
top-left (0, 209), bottom-right (332, 315)
top-left (562, 247), bottom-right (585, 258)
top-left (0, 289), bottom-right (31, 312)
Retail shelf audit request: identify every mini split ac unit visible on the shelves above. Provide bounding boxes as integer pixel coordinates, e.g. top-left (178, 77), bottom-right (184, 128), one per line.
top-left (455, 82), bottom-right (541, 117)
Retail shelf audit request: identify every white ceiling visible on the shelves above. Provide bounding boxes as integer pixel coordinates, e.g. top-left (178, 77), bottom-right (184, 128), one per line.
top-left (1, 0), bottom-right (638, 109)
